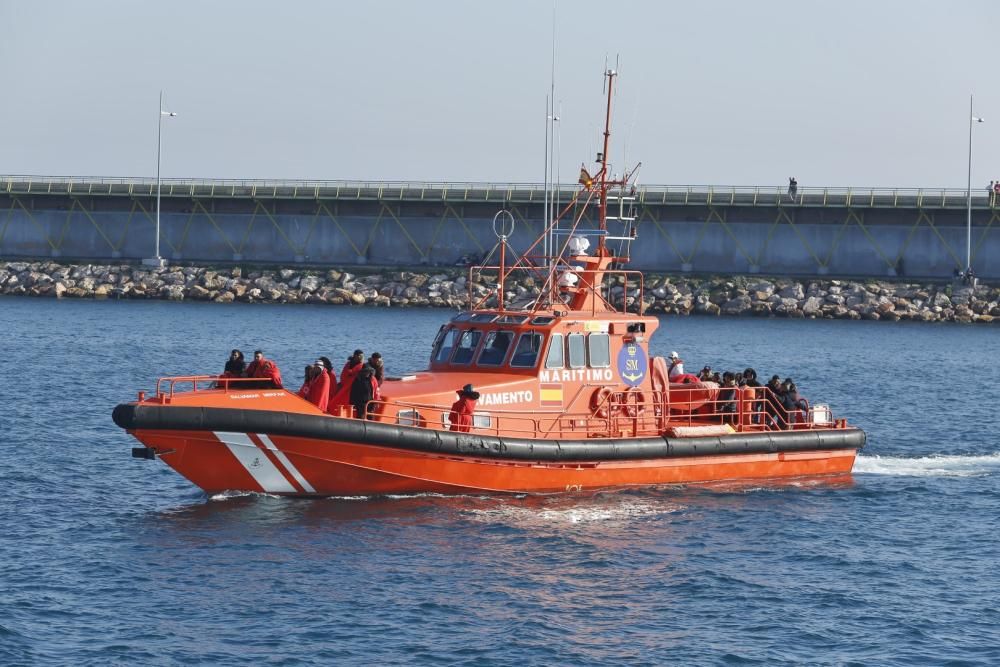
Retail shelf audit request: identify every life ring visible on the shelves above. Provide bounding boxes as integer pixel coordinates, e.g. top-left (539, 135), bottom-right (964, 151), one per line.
top-left (621, 389), bottom-right (648, 418)
top-left (590, 387), bottom-right (613, 418)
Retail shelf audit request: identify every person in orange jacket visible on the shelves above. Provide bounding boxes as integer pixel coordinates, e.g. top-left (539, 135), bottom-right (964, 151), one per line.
top-left (448, 384), bottom-right (480, 433)
top-left (245, 350), bottom-right (283, 389)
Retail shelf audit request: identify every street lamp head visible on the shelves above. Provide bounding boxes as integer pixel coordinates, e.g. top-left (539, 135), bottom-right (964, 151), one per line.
top-left (973, 116), bottom-right (984, 123)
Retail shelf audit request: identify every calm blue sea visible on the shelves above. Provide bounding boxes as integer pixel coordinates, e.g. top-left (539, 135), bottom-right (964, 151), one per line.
top-left (2, 296), bottom-right (998, 666)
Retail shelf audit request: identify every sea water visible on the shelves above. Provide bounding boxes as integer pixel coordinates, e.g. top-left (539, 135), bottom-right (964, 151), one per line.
top-left (1, 297), bottom-right (998, 666)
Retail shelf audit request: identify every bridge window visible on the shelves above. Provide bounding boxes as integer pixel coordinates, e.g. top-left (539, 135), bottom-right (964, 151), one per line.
top-left (510, 331), bottom-right (545, 368)
top-left (452, 330), bottom-right (482, 365)
top-left (588, 333), bottom-right (611, 368)
top-left (477, 330), bottom-right (514, 366)
top-left (567, 333), bottom-right (586, 369)
top-left (545, 333), bottom-right (564, 369)
top-left (434, 328), bottom-right (459, 363)
top-left (496, 314), bottom-right (529, 324)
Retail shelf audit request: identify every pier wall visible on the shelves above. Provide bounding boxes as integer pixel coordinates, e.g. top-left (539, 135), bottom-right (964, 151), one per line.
top-left (2, 177), bottom-right (998, 279)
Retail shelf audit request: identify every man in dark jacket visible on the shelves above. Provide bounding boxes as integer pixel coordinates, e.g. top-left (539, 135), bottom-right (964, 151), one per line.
top-left (765, 374), bottom-right (786, 430)
top-left (349, 364), bottom-right (375, 419)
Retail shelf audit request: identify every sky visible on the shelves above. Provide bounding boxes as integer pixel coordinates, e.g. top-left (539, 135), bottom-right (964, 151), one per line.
top-left (2, 0), bottom-right (999, 188)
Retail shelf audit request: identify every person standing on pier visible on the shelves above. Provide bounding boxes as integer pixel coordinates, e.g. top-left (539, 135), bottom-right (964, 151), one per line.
top-left (788, 177), bottom-right (798, 201)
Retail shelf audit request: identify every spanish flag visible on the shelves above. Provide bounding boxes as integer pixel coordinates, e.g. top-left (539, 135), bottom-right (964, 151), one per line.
top-left (540, 383), bottom-right (564, 407)
top-left (578, 165), bottom-right (594, 190)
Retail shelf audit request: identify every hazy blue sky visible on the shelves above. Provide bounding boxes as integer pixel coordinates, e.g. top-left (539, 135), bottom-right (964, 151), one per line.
top-left (2, 0), bottom-right (998, 188)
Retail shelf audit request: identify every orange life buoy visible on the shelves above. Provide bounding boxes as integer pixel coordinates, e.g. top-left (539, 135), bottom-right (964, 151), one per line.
top-left (591, 387), bottom-right (613, 418)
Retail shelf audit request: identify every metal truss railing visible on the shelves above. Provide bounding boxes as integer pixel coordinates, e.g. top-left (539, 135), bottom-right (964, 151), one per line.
top-left (2, 174), bottom-right (998, 209)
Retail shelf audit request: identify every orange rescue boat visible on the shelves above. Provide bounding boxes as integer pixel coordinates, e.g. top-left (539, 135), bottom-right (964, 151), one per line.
top-left (113, 71), bottom-right (865, 496)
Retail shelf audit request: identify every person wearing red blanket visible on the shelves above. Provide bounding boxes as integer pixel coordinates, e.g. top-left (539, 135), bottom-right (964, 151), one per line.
top-left (298, 361), bottom-right (330, 412)
top-left (329, 349), bottom-right (364, 413)
top-left (449, 384), bottom-right (480, 433)
top-left (245, 350), bottom-right (283, 389)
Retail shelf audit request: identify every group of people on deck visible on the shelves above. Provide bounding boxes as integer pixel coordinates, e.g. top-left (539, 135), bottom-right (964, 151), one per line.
top-left (667, 351), bottom-right (808, 429)
top-left (298, 350), bottom-right (385, 419)
top-left (220, 348), bottom-right (385, 419)
top-left (222, 349), bottom-right (283, 389)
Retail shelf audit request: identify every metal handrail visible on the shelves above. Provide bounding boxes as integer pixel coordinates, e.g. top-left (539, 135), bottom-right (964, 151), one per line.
top-left (2, 174), bottom-right (996, 207)
top-left (147, 375), bottom-right (846, 435)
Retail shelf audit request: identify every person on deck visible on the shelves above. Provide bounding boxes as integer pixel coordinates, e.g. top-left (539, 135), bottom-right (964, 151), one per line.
top-left (667, 351), bottom-right (685, 381)
top-left (245, 350), bottom-right (283, 389)
top-left (349, 364), bottom-right (375, 420)
top-left (297, 365), bottom-right (312, 393)
top-left (330, 350), bottom-right (365, 413)
top-left (223, 349), bottom-right (246, 378)
top-left (368, 352), bottom-right (385, 386)
top-left (764, 375), bottom-right (786, 429)
top-left (298, 361), bottom-right (330, 412)
top-left (367, 363), bottom-right (381, 419)
top-left (743, 367), bottom-right (763, 424)
top-left (318, 356), bottom-right (337, 407)
top-left (717, 372), bottom-right (738, 423)
top-left (781, 379), bottom-right (808, 427)
top-left (449, 384), bottom-right (480, 433)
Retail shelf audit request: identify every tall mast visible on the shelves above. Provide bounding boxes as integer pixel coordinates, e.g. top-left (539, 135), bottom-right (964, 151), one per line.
top-left (597, 69), bottom-right (616, 254)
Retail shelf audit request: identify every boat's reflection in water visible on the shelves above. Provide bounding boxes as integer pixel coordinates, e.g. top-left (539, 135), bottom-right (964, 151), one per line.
top-left (152, 472), bottom-right (855, 529)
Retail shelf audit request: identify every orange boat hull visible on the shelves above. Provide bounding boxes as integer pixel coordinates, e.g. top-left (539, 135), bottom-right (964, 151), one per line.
top-left (132, 428), bottom-right (858, 496)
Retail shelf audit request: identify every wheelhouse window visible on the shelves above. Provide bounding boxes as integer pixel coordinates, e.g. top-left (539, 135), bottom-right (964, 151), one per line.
top-left (496, 314), bottom-right (529, 325)
top-left (510, 331), bottom-right (545, 368)
top-left (587, 332), bottom-right (611, 368)
top-left (452, 330), bottom-right (482, 365)
top-left (434, 328), bottom-right (459, 363)
top-left (477, 330), bottom-right (514, 366)
top-left (545, 333), bottom-right (564, 369)
top-left (567, 333), bottom-right (586, 369)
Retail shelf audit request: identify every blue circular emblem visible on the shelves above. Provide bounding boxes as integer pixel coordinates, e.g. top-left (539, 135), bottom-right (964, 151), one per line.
top-left (616, 343), bottom-right (648, 387)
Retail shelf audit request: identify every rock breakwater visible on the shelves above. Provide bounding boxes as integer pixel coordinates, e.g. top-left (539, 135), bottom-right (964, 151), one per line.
top-left (1, 261), bottom-right (996, 323)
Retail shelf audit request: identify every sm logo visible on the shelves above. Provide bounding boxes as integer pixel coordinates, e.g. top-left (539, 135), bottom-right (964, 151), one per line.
top-left (616, 343), bottom-right (648, 387)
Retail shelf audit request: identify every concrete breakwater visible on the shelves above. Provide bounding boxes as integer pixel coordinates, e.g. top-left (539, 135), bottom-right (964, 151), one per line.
top-left (1, 261), bottom-right (996, 324)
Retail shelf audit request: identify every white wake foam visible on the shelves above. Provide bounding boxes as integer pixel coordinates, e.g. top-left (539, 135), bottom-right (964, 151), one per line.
top-left (468, 499), bottom-right (682, 525)
top-left (854, 452), bottom-right (1000, 477)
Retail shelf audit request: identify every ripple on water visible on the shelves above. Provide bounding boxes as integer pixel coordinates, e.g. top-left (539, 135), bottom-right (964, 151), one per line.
top-left (4, 299), bottom-right (1000, 665)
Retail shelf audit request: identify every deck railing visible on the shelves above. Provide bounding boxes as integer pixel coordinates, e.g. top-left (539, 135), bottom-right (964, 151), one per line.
top-left (145, 375), bottom-right (845, 439)
top-left (4, 174), bottom-right (996, 209)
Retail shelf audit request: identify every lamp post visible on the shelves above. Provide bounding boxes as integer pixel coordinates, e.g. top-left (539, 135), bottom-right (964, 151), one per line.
top-left (965, 94), bottom-right (984, 275)
top-left (143, 90), bottom-right (176, 267)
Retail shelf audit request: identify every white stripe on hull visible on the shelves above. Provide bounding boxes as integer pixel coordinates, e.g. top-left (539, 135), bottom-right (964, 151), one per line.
top-left (213, 431), bottom-right (297, 493)
top-left (256, 434), bottom-right (316, 493)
